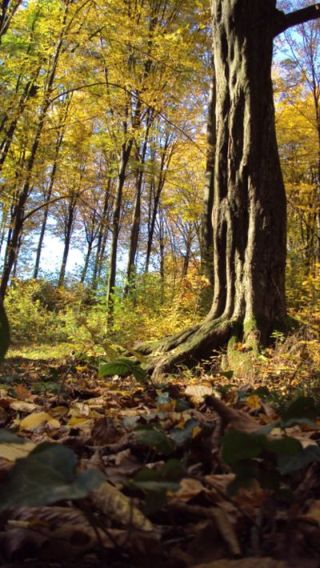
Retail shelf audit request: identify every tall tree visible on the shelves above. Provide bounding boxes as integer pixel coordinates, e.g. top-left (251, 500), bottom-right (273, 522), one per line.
top-left (144, 0), bottom-right (320, 377)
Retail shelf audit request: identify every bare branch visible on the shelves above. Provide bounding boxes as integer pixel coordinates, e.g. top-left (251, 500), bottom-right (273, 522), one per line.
top-left (274, 4), bottom-right (320, 37)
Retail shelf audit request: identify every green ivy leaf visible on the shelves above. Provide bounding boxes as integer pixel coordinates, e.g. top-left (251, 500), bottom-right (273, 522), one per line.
top-left (99, 358), bottom-right (147, 383)
top-left (222, 430), bottom-right (266, 465)
top-left (0, 429), bottom-right (25, 444)
top-left (131, 459), bottom-right (183, 514)
top-left (277, 444), bottom-right (320, 474)
top-left (266, 436), bottom-right (302, 456)
top-left (281, 396), bottom-right (318, 423)
top-left (0, 443), bottom-right (104, 511)
top-left (135, 427), bottom-right (175, 455)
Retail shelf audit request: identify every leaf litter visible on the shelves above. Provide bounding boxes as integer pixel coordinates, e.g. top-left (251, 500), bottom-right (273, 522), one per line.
top-left (0, 356), bottom-right (320, 566)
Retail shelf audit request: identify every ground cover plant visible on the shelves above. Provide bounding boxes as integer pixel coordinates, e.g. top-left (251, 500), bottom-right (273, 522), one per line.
top-left (0, 309), bottom-right (318, 567)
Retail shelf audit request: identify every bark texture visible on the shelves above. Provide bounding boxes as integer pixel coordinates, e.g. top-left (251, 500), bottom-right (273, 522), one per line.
top-left (208, 0), bottom-right (287, 339)
top-left (145, 0), bottom-right (290, 377)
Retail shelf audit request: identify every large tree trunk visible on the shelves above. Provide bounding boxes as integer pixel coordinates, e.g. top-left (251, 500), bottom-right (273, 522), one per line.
top-left (208, 0), bottom-right (287, 339)
top-left (144, 0), bottom-right (320, 378)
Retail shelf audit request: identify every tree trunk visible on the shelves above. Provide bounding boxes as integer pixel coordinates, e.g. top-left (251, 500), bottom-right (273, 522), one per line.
top-left (92, 179), bottom-right (111, 289)
top-left (125, 121), bottom-right (151, 296)
top-left (208, 0), bottom-right (287, 339)
top-left (80, 240), bottom-right (93, 284)
top-left (145, 137), bottom-right (173, 273)
top-left (106, 137), bottom-right (133, 323)
top-left (58, 197), bottom-right (77, 287)
top-left (144, 0), bottom-right (320, 378)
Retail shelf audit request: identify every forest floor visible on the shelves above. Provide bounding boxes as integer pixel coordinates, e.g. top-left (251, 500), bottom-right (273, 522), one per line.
top-left (0, 331), bottom-right (320, 568)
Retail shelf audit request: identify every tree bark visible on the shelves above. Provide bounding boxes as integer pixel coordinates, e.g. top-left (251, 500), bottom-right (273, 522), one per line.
top-left (125, 115), bottom-right (152, 296)
top-left (208, 0), bottom-right (287, 338)
top-left (58, 195), bottom-right (77, 287)
top-left (80, 240), bottom-right (93, 284)
top-left (106, 135), bottom-right (133, 323)
top-left (145, 135), bottom-right (173, 273)
top-left (144, 0), bottom-right (320, 378)
top-left (199, 69), bottom-right (215, 308)
top-left (92, 178), bottom-right (111, 289)
top-left (33, 115), bottom-right (68, 279)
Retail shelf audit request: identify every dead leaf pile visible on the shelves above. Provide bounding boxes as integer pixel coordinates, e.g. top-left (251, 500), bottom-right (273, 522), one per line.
top-left (0, 357), bottom-right (320, 567)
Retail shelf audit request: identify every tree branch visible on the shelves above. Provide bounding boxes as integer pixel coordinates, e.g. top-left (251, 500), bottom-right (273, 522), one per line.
top-left (274, 4), bottom-right (320, 37)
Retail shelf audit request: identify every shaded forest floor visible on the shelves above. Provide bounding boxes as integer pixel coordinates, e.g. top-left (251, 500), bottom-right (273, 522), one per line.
top-left (0, 327), bottom-right (320, 567)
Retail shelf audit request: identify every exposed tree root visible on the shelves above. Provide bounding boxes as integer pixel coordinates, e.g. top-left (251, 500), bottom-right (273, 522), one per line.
top-left (139, 313), bottom-right (296, 380)
top-left (137, 324), bottom-right (201, 356)
top-left (145, 317), bottom-right (240, 380)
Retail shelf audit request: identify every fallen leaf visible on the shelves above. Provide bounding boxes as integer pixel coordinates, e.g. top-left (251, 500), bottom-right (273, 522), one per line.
top-left (91, 480), bottom-right (153, 532)
top-left (50, 406), bottom-right (69, 418)
top-left (302, 500), bottom-right (320, 523)
top-left (10, 401), bottom-right (39, 413)
top-left (0, 441), bottom-right (35, 462)
top-left (168, 478), bottom-right (206, 502)
top-left (19, 411), bottom-right (60, 432)
top-left (185, 384), bottom-right (213, 404)
top-left (0, 443), bottom-right (104, 511)
top-left (67, 416), bottom-right (92, 430)
top-left (245, 395), bottom-right (261, 410)
top-left (14, 385), bottom-right (32, 400)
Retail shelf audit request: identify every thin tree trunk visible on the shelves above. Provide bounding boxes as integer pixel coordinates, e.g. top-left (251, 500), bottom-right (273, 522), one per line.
top-left (125, 117), bottom-right (151, 296)
top-left (145, 139), bottom-right (173, 273)
top-left (92, 178), bottom-right (111, 288)
top-left (11, 232), bottom-right (22, 278)
top-left (106, 136), bottom-right (133, 323)
top-left (158, 211), bottom-right (165, 305)
top-left (181, 234), bottom-right (192, 278)
top-left (58, 197), bottom-right (77, 287)
top-left (0, 3), bottom-right (69, 297)
top-left (0, 206), bottom-right (8, 258)
top-left (81, 240), bottom-right (93, 283)
top-left (33, 100), bottom-right (70, 279)
top-left (0, 0), bottom-right (22, 40)
top-left (199, 68), bottom-right (215, 307)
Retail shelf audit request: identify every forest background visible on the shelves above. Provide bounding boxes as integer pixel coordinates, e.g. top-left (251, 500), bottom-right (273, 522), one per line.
top-left (1, 1), bottom-right (320, 564)
top-left (0, 0), bottom-right (319, 358)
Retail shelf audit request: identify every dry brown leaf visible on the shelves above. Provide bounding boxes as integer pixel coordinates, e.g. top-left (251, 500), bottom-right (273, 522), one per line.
top-left (91, 416), bottom-right (121, 445)
top-left (2, 506), bottom-right (113, 560)
top-left (208, 397), bottom-right (261, 432)
top-left (301, 500), bottom-right (320, 523)
top-left (169, 478), bottom-right (206, 503)
top-left (19, 411), bottom-right (60, 431)
top-left (14, 384), bottom-right (32, 400)
top-left (0, 440), bottom-right (35, 462)
top-left (50, 405), bottom-right (69, 418)
top-left (185, 384), bottom-right (213, 404)
top-left (67, 416), bottom-right (93, 430)
top-left (91, 480), bottom-right (153, 532)
top-left (211, 508), bottom-right (241, 556)
top-left (10, 401), bottom-right (39, 413)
